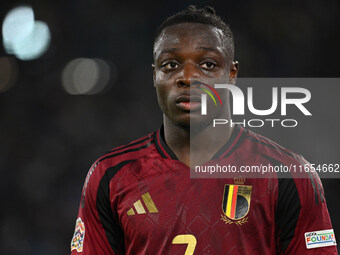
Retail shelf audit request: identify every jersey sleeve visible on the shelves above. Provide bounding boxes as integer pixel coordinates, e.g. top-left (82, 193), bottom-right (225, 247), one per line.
top-left (70, 161), bottom-right (124, 255)
top-left (276, 169), bottom-right (337, 254)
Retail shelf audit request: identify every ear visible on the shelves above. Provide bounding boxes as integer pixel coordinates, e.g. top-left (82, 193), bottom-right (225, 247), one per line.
top-left (229, 61), bottom-right (239, 85)
top-left (152, 64), bottom-right (156, 87)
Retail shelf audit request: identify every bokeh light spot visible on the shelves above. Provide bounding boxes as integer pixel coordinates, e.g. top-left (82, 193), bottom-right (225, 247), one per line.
top-left (0, 57), bottom-right (18, 93)
top-left (13, 21), bottom-right (51, 61)
top-left (2, 6), bottom-right (51, 61)
top-left (2, 6), bottom-right (34, 54)
top-left (62, 58), bottom-right (113, 95)
top-left (73, 58), bottom-right (100, 94)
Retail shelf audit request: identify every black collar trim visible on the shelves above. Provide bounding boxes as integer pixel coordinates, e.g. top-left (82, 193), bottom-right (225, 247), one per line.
top-left (154, 125), bottom-right (245, 160)
top-left (153, 126), bottom-right (178, 160)
top-left (212, 125), bottom-right (246, 159)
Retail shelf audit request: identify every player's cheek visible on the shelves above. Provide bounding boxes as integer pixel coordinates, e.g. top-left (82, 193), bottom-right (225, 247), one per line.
top-left (155, 85), bottom-right (171, 113)
top-left (154, 71), bottom-right (177, 110)
top-left (154, 69), bottom-right (169, 83)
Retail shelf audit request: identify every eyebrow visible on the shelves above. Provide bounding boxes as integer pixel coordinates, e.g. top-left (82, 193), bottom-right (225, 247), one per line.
top-left (160, 46), bottom-right (221, 55)
top-left (160, 48), bottom-right (178, 55)
top-left (197, 47), bottom-right (222, 54)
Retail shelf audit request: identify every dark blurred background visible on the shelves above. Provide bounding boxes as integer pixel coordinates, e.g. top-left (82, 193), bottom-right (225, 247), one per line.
top-left (0, 0), bottom-right (339, 254)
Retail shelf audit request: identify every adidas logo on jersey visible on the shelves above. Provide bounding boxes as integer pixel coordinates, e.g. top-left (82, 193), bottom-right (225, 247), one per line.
top-left (127, 192), bottom-right (158, 215)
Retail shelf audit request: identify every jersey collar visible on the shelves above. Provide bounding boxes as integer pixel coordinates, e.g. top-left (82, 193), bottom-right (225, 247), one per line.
top-left (153, 125), bottom-right (246, 160)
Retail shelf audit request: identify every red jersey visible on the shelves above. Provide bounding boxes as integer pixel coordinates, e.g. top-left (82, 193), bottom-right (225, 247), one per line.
top-left (71, 125), bottom-right (337, 254)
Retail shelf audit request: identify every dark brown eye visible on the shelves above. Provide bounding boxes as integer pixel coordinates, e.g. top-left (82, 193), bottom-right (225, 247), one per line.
top-left (200, 62), bottom-right (216, 69)
top-left (163, 62), bottom-right (179, 70)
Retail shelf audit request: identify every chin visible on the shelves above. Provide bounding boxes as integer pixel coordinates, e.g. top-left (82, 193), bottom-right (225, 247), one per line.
top-left (171, 113), bottom-right (214, 133)
top-left (172, 115), bottom-right (191, 130)
top-left (190, 115), bottom-right (215, 133)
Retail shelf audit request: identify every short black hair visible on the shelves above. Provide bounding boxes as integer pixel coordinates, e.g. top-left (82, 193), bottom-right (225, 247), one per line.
top-left (154, 5), bottom-right (234, 59)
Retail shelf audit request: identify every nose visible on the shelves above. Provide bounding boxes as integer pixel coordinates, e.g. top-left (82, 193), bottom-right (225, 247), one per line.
top-left (176, 63), bottom-right (200, 87)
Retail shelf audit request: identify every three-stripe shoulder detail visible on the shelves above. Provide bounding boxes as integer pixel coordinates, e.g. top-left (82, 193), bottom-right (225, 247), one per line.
top-left (80, 133), bottom-right (154, 208)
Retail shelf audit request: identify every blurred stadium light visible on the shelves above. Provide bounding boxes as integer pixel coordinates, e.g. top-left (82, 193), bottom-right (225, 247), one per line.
top-left (0, 57), bottom-right (18, 93)
top-left (2, 6), bottom-right (51, 61)
top-left (62, 58), bottom-right (114, 95)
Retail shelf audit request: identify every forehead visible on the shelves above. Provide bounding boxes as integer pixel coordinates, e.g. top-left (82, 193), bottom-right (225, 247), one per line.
top-left (154, 23), bottom-right (225, 56)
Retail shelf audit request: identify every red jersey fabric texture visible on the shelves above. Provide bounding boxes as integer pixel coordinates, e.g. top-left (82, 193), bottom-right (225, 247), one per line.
top-left (71, 125), bottom-right (337, 255)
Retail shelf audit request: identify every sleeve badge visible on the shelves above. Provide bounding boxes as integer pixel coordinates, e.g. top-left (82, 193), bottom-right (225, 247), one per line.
top-left (71, 217), bottom-right (85, 252)
top-left (305, 229), bottom-right (336, 249)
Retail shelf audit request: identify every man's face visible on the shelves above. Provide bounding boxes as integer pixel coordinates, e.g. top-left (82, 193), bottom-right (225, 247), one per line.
top-left (153, 23), bottom-right (238, 128)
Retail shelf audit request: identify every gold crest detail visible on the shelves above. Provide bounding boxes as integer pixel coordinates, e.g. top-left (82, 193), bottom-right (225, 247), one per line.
top-left (234, 177), bottom-right (245, 185)
top-left (221, 214), bottom-right (248, 225)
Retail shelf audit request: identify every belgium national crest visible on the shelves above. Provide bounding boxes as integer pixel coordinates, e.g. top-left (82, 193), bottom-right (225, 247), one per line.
top-left (221, 183), bottom-right (252, 225)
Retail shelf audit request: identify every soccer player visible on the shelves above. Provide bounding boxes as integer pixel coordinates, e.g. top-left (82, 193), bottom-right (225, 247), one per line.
top-left (71, 6), bottom-right (337, 254)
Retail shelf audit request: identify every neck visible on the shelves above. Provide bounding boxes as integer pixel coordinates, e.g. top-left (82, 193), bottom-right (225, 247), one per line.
top-left (163, 115), bottom-right (234, 168)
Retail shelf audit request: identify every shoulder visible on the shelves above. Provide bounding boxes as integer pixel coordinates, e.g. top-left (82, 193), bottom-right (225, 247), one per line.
top-left (242, 129), bottom-right (325, 206)
top-left (242, 128), bottom-right (306, 169)
top-left (80, 131), bottom-right (157, 207)
top-left (89, 131), bottom-right (156, 177)
top-left (241, 128), bottom-right (323, 196)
